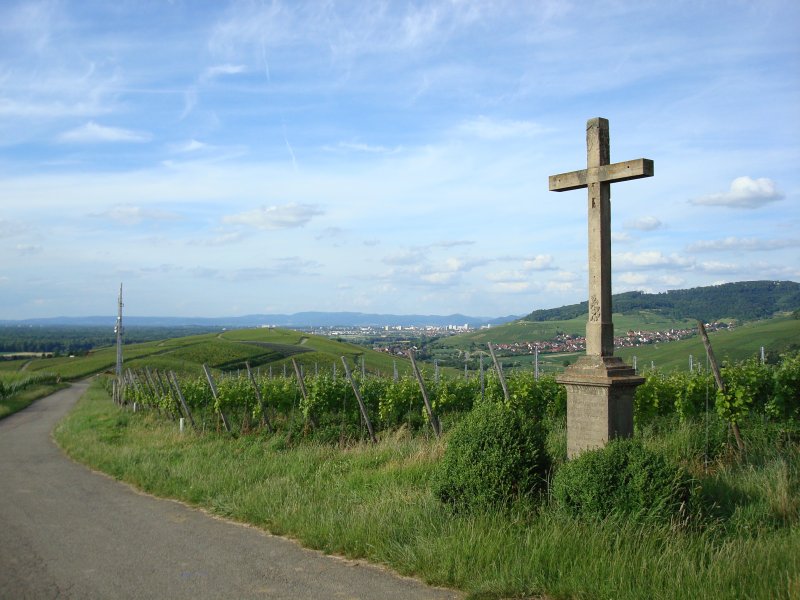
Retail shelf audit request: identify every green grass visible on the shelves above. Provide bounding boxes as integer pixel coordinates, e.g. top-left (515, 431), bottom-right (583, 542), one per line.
top-left (436, 314), bottom-right (800, 375)
top-left (437, 311), bottom-right (696, 350)
top-left (0, 371), bottom-right (67, 419)
top-left (55, 379), bottom-right (800, 599)
top-left (617, 315), bottom-right (800, 372)
top-left (18, 327), bottom-right (426, 380)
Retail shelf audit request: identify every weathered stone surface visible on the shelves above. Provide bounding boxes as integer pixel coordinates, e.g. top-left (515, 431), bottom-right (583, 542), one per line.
top-left (557, 356), bottom-right (644, 458)
top-left (549, 118), bottom-right (653, 457)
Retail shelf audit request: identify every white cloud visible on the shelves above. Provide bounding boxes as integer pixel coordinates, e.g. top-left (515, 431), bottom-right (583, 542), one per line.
top-left (334, 141), bottom-right (402, 154)
top-left (522, 254), bottom-right (555, 271)
top-left (91, 205), bottom-right (182, 225)
top-left (624, 216), bottom-right (662, 231)
top-left (456, 116), bottom-right (546, 140)
top-left (203, 64), bottom-right (246, 79)
top-left (383, 249), bottom-right (425, 266)
top-left (59, 121), bottom-right (151, 143)
top-left (687, 236), bottom-right (800, 252)
top-left (492, 281), bottom-right (532, 293)
top-left (171, 139), bottom-right (211, 153)
top-left (545, 280), bottom-right (576, 293)
top-left (617, 272), bottom-right (649, 285)
top-left (616, 251), bottom-right (694, 270)
top-left (690, 176), bottom-right (784, 209)
top-left (552, 270), bottom-right (579, 282)
top-left (222, 203), bottom-right (323, 230)
top-left (486, 270), bottom-right (527, 283)
top-left (612, 231), bottom-right (634, 243)
top-left (15, 244), bottom-right (42, 256)
top-left (188, 232), bottom-right (246, 247)
top-left (697, 261), bottom-right (740, 274)
top-left (421, 271), bottom-right (458, 285)
top-left (0, 219), bottom-right (29, 238)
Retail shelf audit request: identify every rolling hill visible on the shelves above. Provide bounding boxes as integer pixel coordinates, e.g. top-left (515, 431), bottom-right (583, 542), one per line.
top-left (13, 327), bottom-right (433, 381)
top-left (523, 281), bottom-right (800, 323)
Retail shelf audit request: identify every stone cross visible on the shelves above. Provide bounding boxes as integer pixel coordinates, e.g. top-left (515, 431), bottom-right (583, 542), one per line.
top-left (549, 118), bottom-right (653, 357)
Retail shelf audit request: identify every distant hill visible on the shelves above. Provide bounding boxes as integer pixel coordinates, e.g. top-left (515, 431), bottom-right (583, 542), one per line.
top-left (1, 312), bottom-right (519, 329)
top-left (524, 281), bottom-right (800, 323)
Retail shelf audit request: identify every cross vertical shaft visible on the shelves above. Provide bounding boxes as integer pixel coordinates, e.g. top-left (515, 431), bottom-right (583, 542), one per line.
top-left (548, 117), bottom-right (653, 457)
top-left (586, 118), bottom-right (613, 357)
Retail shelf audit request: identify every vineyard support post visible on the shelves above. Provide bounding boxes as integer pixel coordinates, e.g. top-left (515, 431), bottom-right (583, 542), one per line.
top-left (203, 364), bottom-right (232, 433)
top-left (487, 343), bottom-right (510, 403)
top-left (143, 367), bottom-right (165, 418)
top-left (168, 371), bottom-right (196, 430)
top-left (407, 350), bottom-right (441, 438)
top-left (480, 354), bottom-right (485, 402)
top-left (156, 369), bottom-right (183, 421)
top-left (291, 358), bottom-right (309, 403)
top-left (245, 361), bottom-right (273, 433)
top-left (340, 357), bottom-right (378, 444)
top-left (697, 320), bottom-right (744, 451)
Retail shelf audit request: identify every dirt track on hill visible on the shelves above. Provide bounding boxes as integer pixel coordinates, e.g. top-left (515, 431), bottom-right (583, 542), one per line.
top-left (0, 381), bottom-right (460, 600)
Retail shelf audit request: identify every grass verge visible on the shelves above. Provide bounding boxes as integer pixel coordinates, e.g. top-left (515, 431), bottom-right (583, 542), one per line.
top-left (0, 383), bottom-right (68, 420)
top-left (55, 379), bottom-right (799, 599)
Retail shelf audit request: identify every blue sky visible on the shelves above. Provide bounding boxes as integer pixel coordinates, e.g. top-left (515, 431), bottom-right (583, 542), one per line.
top-left (1, 0), bottom-right (798, 319)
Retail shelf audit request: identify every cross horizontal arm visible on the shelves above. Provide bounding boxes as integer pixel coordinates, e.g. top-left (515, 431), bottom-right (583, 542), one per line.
top-left (549, 158), bottom-right (654, 192)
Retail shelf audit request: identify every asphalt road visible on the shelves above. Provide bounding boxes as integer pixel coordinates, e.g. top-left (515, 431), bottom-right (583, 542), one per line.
top-left (0, 382), bottom-right (461, 599)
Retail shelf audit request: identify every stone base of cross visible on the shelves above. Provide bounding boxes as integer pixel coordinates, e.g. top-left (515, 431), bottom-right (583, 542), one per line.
top-left (549, 118), bottom-right (652, 458)
top-left (557, 355), bottom-right (644, 457)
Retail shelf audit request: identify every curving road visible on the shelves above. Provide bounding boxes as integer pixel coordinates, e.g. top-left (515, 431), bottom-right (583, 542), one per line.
top-left (0, 382), bottom-right (460, 599)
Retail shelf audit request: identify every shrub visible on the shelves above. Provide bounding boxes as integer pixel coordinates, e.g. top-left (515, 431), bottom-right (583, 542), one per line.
top-left (434, 401), bottom-right (549, 510)
top-left (551, 438), bottom-right (692, 520)
top-left (769, 353), bottom-right (800, 420)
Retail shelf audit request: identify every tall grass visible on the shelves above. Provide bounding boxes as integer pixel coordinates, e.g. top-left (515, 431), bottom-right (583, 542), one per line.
top-left (55, 379), bottom-right (799, 599)
top-left (0, 371), bottom-right (66, 419)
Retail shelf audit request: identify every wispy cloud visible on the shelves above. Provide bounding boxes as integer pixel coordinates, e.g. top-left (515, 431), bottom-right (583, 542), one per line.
top-left (222, 203), bottom-right (323, 230)
top-left (191, 258), bottom-right (320, 281)
top-left (202, 64), bottom-right (246, 80)
top-left (170, 139), bottom-right (211, 153)
top-left (612, 231), bottom-right (634, 243)
top-left (624, 216), bottom-right (662, 231)
top-left (616, 251), bottom-right (694, 270)
top-left (456, 116), bottom-right (546, 140)
top-left (690, 176), bottom-right (784, 209)
top-left (90, 205), bottom-right (182, 225)
top-left (687, 236), bottom-right (800, 252)
top-left (617, 273), bottom-right (684, 288)
top-left (59, 121), bottom-right (151, 143)
top-left (334, 141), bottom-right (403, 154)
top-left (188, 232), bottom-right (246, 247)
top-left (15, 244), bottom-right (42, 256)
top-left (0, 219), bottom-right (30, 238)
top-left (522, 255), bottom-right (556, 271)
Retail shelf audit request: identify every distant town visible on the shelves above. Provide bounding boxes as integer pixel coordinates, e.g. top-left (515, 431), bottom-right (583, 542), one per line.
top-left (288, 321), bottom-right (734, 358)
top-left (487, 322), bottom-right (733, 356)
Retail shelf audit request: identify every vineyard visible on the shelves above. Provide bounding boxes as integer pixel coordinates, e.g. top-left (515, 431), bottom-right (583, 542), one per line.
top-left (117, 351), bottom-right (800, 450)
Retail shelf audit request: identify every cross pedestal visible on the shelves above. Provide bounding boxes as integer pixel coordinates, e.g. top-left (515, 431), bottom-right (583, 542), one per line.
top-left (549, 118), bottom-right (653, 458)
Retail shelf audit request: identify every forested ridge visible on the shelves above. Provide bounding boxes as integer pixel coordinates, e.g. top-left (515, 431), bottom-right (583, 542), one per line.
top-left (524, 280), bottom-right (800, 323)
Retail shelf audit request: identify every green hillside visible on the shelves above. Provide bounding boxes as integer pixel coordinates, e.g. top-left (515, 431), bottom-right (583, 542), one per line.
top-left (431, 313), bottom-right (799, 376)
top-left (615, 314), bottom-right (800, 372)
top-left (13, 328), bottom-right (421, 380)
top-left (435, 311), bottom-right (695, 351)
top-left (525, 280), bottom-right (800, 323)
